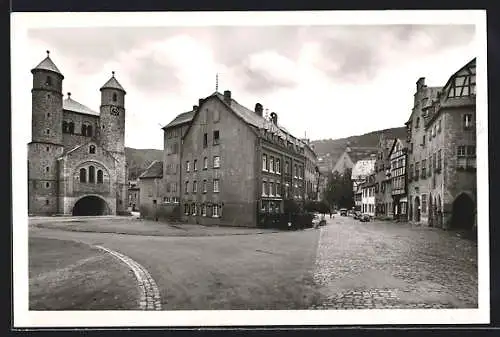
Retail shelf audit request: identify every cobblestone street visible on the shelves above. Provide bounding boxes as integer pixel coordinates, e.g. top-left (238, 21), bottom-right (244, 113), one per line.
top-left (311, 215), bottom-right (478, 309)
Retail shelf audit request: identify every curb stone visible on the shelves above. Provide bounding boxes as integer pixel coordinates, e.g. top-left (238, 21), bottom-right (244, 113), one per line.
top-left (95, 245), bottom-right (162, 311)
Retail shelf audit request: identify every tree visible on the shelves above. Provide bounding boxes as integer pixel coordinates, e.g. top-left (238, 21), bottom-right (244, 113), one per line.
top-left (323, 168), bottom-right (354, 209)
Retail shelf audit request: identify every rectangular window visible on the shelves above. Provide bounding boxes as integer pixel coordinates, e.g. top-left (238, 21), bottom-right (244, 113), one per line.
top-left (185, 181), bottom-right (189, 193)
top-left (457, 145), bottom-right (466, 156)
top-left (276, 159), bottom-right (281, 174)
top-left (212, 204), bottom-right (220, 217)
top-left (438, 150), bottom-right (442, 170)
top-left (184, 204), bottom-right (189, 215)
top-left (269, 157), bottom-right (274, 173)
top-left (276, 182), bottom-right (281, 196)
top-left (213, 179), bottom-right (220, 193)
top-left (285, 162), bottom-right (290, 175)
top-left (203, 133), bottom-right (208, 148)
top-left (193, 159), bottom-right (198, 171)
top-left (202, 204), bottom-right (207, 216)
top-left (433, 153), bottom-right (437, 172)
top-left (203, 157), bottom-right (208, 169)
top-left (422, 135), bottom-right (426, 146)
top-left (421, 194), bottom-right (427, 214)
top-left (262, 181), bottom-right (267, 196)
top-left (421, 159), bottom-right (427, 178)
top-left (203, 179), bottom-right (207, 193)
top-left (294, 164), bottom-right (298, 178)
top-left (262, 154), bottom-right (267, 171)
top-left (463, 114), bottom-right (473, 129)
top-left (213, 130), bottom-right (220, 145)
top-left (213, 156), bottom-right (220, 168)
top-left (193, 180), bottom-right (197, 193)
top-left (269, 182), bottom-right (274, 196)
top-left (186, 161), bottom-right (190, 172)
top-left (415, 162), bottom-right (420, 179)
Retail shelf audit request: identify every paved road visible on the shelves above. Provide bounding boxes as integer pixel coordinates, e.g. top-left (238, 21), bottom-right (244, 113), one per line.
top-left (311, 215), bottom-right (478, 309)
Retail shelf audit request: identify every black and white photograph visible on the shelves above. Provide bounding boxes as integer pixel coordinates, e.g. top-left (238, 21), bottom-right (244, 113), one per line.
top-left (11, 10), bottom-right (489, 327)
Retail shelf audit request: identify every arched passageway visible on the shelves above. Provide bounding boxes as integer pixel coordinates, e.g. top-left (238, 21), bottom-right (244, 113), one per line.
top-left (414, 196), bottom-right (421, 222)
top-left (450, 193), bottom-right (475, 230)
top-left (72, 196), bottom-right (110, 216)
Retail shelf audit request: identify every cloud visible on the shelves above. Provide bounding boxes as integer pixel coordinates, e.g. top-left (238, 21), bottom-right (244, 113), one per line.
top-left (310, 25), bottom-right (475, 82)
top-left (234, 50), bottom-right (298, 94)
top-left (23, 24), bottom-right (477, 149)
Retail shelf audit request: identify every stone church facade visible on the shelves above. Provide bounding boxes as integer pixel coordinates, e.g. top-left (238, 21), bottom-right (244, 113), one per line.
top-left (27, 51), bottom-right (128, 216)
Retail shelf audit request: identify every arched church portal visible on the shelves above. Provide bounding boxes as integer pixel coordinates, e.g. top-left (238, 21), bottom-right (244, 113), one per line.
top-left (72, 195), bottom-right (110, 216)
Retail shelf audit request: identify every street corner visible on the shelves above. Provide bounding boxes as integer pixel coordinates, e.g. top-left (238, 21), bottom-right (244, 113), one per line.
top-left (29, 237), bottom-right (140, 310)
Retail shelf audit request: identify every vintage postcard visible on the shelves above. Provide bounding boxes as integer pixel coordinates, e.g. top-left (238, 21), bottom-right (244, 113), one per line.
top-left (11, 10), bottom-right (489, 327)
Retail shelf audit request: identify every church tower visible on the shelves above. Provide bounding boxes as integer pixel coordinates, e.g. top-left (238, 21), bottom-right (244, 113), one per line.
top-left (99, 71), bottom-right (126, 153)
top-left (99, 72), bottom-right (128, 213)
top-left (28, 51), bottom-right (65, 214)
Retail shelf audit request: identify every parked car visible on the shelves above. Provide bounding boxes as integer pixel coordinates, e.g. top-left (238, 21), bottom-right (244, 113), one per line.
top-left (339, 208), bottom-right (348, 216)
top-left (312, 213), bottom-right (327, 228)
top-left (353, 211), bottom-right (362, 220)
top-left (359, 213), bottom-right (371, 222)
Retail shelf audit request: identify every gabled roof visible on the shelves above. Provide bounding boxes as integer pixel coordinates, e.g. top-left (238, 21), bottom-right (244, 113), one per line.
top-left (63, 96), bottom-right (99, 116)
top-left (139, 160), bottom-right (163, 179)
top-left (441, 57), bottom-right (476, 97)
top-left (162, 110), bottom-right (195, 130)
top-left (57, 140), bottom-right (118, 163)
top-left (181, 91), bottom-right (304, 148)
top-left (100, 72), bottom-right (126, 93)
top-left (387, 137), bottom-right (407, 158)
top-left (31, 52), bottom-right (63, 77)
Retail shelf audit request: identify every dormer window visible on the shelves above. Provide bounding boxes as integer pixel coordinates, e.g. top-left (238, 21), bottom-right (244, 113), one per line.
top-left (89, 145), bottom-right (96, 154)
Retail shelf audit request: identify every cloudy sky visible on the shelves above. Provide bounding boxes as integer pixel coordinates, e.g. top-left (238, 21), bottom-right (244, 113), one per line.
top-left (22, 23), bottom-right (476, 149)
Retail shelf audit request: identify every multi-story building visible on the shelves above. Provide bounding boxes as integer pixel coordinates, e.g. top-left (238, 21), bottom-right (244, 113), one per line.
top-left (140, 90), bottom-right (312, 227)
top-left (352, 157), bottom-right (375, 212)
top-left (388, 138), bottom-right (408, 220)
top-left (301, 139), bottom-right (320, 201)
top-left (373, 134), bottom-right (394, 217)
top-left (27, 51), bottom-right (128, 216)
top-left (406, 58), bottom-right (476, 230)
top-left (361, 173), bottom-right (376, 216)
top-left (406, 76), bottom-right (442, 225)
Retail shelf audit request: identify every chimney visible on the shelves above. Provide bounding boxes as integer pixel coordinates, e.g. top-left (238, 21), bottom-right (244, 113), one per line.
top-left (192, 105), bottom-right (198, 112)
top-left (270, 112), bottom-right (278, 125)
top-left (198, 98), bottom-right (203, 107)
top-left (223, 90), bottom-right (231, 105)
top-left (255, 103), bottom-right (263, 116)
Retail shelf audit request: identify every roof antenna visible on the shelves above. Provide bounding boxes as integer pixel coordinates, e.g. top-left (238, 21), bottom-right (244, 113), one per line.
top-left (112, 71), bottom-right (115, 77)
top-left (215, 73), bottom-right (219, 92)
top-left (46, 50), bottom-right (50, 56)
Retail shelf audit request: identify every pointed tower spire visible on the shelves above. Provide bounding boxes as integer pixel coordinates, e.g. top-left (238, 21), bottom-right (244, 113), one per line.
top-left (216, 73), bottom-right (219, 92)
top-left (31, 50), bottom-right (63, 77)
